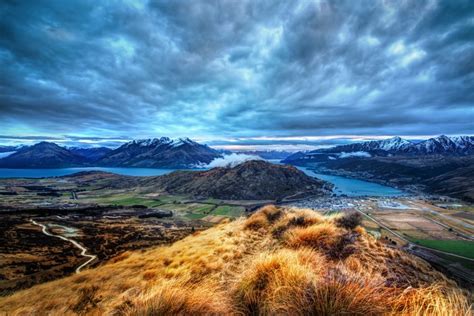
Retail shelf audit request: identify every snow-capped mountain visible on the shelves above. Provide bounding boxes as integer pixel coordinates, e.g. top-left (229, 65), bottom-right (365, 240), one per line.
top-left (0, 142), bottom-right (87, 168)
top-left (316, 136), bottom-right (412, 155)
top-left (121, 137), bottom-right (201, 149)
top-left (283, 135), bottom-right (474, 163)
top-left (377, 136), bottom-right (412, 151)
top-left (98, 137), bottom-right (222, 168)
top-left (402, 135), bottom-right (474, 156)
top-left (0, 138), bottom-right (222, 168)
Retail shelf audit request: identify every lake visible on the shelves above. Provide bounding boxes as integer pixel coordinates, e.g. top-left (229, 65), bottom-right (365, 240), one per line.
top-left (0, 167), bottom-right (180, 178)
top-left (295, 166), bottom-right (405, 197)
top-left (0, 164), bottom-right (405, 197)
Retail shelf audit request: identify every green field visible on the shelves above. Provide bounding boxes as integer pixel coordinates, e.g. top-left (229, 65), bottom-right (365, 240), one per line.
top-left (409, 239), bottom-right (474, 259)
top-left (82, 192), bottom-right (246, 221)
top-left (212, 205), bottom-right (245, 217)
top-left (87, 193), bottom-right (188, 208)
top-left (193, 204), bottom-right (215, 214)
top-left (110, 197), bottom-right (163, 207)
top-left (185, 213), bottom-right (208, 219)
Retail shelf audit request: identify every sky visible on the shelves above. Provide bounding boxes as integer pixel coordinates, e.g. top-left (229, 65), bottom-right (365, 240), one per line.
top-left (0, 0), bottom-right (473, 150)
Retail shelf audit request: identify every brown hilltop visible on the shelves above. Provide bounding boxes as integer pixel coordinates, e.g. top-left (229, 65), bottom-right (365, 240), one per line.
top-left (142, 160), bottom-right (332, 200)
top-left (0, 206), bottom-right (469, 315)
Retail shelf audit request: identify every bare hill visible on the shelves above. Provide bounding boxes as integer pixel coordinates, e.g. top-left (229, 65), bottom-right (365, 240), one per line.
top-left (142, 160), bottom-right (331, 200)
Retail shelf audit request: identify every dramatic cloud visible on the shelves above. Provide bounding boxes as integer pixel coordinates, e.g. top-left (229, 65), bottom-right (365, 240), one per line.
top-left (0, 0), bottom-right (473, 148)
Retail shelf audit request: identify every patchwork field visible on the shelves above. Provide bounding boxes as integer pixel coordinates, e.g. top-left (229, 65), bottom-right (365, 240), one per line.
top-left (351, 198), bottom-right (474, 287)
top-left (0, 174), bottom-right (258, 294)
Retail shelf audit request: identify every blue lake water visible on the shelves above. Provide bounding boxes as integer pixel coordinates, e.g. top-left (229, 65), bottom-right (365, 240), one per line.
top-left (296, 166), bottom-right (405, 197)
top-left (0, 164), bottom-right (405, 197)
top-left (0, 167), bottom-right (180, 178)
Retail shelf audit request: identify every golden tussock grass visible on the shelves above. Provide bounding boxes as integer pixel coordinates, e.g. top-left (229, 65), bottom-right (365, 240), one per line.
top-left (284, 222), bottom-right (342, 250)
top-left (0, 206), bottom-right (470, 315)
top-left (124, 279), bottom-right (231, 316)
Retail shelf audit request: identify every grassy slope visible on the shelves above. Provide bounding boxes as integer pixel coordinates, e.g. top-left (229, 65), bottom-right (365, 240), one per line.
top-left (0, 206), bottom-right (470, 315)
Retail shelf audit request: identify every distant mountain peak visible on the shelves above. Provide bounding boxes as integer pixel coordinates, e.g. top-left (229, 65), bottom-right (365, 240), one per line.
top-left (123, 137), bottom-right (200, 149)
top-left (125, 137), bottom-right (172, 148)
top-left (377, 136), bottom-right (412, 151)
top-left (283, 135), bottom-right (474, 163)
top-left (99, 137), bottom-right (221, 168)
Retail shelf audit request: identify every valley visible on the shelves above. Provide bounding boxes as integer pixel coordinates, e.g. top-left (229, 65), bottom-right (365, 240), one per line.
top-left (1, 137), bottom-right (473, 307)
top-left (1, 161), bottom-right (323, 294)
top-left (3, 1), bottom-right (473, 312)
top-left (1, 163), bottom-right (473, 295)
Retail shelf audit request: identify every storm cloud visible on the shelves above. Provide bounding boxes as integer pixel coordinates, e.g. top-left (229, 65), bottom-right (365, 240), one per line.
top-left (0, 0), bottom-right (473, 148)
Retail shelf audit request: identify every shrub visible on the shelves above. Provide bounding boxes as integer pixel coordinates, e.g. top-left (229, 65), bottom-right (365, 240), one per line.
top-left (335, 212), bottom-right (362, 230)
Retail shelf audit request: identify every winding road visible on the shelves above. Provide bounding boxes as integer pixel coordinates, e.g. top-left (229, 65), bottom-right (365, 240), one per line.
top-left (30, 219), bottom-right (97, 273)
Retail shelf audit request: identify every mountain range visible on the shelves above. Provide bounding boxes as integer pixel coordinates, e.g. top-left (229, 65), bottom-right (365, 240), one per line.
top-left (1, 135), bottom-right (473, 169)
top-left (97, 137), bottom-right (221, 168)
top-left (284, 135), bottom-right (474, 164)
top-left (0, 142), bottom-right (88, 168)
top-left (0, 138), bottom-right (221, 169)
top-left (282, 135), bottom-right (474, 201)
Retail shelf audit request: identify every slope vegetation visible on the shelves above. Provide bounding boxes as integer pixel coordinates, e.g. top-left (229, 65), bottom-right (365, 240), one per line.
top-left (142, 160), bottom-right (331, 200)
top-left (0, 206), bottom-right (469, 315)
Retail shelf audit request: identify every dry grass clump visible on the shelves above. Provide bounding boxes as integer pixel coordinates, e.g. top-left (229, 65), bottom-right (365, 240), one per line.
top-left (125, 279), bottom-right (231, 316)
top-left (271, 208), bottom-right (324, 238)
top-left (234, 249), bottom-right (325, 315)
top-left (335, 211), bottom-right (363, 230)
top-left (283, 211), bottom-right (360, 260)
top-left (244, 212), bottom-right (269, 230)
top-left (285, 223), bottom-right (342, 251)
top-left (310, 272), bottom-right (392, 315)
top-left (391, 284), bottom-right (470, 315)
top-left (244, 205), bottom-right (281, 230)
top-left (0, 206), bottom-right (470, 315)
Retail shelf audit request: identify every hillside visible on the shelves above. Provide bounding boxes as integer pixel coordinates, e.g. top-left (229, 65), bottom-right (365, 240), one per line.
top-left (317, 156), bottom-right (474, 201)
top-left (0, 142), bottom-right (86, 168)
top-left (282, 136), bottom-right (474, 201)
top-left (142, 160), bottom-right (331, 200)
top-left (0, 206), bottom-right (469, 315)
top-left (68, 147), bottom-right (112, 162)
